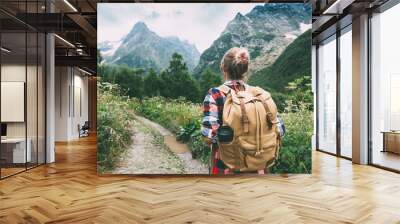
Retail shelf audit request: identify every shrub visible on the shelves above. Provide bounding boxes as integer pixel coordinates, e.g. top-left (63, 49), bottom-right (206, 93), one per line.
top-left (97, 82), bottom-right (135, 172)
top-left (132, 97), bottom-right (201, 133)
top-left (270, 102), bottom-right (313, 173)
top-left (188, 130), bottom-right (212, 165)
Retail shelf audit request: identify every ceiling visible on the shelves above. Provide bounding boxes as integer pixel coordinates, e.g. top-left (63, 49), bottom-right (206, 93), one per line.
top-left (311, 0), bottom-right (391, 43)
top-left (0, 0), bottom-right (98, 73)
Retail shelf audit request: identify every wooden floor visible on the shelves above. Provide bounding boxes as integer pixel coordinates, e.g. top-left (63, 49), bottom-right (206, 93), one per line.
top-left (373, 150), bottom-right (400, 171)
top-left (0, 136), bottom-right (400, 223)
top-left (1, 167), bottom-right (26, 178)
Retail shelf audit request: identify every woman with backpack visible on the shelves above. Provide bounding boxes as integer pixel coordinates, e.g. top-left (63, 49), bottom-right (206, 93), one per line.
top-left (201, 47), bottom-right (285, 175)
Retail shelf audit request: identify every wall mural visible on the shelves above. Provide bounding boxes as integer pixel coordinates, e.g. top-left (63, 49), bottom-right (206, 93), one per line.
top-left (97, 3), bottom-right (312, 175)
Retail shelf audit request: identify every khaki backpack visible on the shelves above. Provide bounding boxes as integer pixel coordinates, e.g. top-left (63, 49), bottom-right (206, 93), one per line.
top-left (217, 84), bottom-right (281, 172)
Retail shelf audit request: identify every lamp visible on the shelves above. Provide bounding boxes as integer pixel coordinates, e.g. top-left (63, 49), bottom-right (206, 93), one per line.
top-left (1, 47), bottom-right (11, 53)
top-left (63, 0), bottom-right (78, 12)
top-left (54, 34), bottom-right (75, 48)
top-left (322, 0), bottom-right (355, 15)
top-left (78, 67), bottom-right (93, 76)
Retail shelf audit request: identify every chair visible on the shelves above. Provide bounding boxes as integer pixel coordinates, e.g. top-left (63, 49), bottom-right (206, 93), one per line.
top-left (79, 121), bottom-right (90, 138)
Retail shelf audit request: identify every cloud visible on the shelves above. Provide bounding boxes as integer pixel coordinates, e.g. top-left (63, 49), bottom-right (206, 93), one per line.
top-left (147, 11), bottom-right (160, 20)
top-left (98, 3), bottom-right (263, 53)
top-left (174, 10), bottom-right (183, 16)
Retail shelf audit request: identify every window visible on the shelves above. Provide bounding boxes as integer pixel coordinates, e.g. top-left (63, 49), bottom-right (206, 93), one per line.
top-left (0, 1), bottom-right (46, 179)
top-left (370, 3), bottom-right (400, 171)
top-left (339, 26), bottom-right (352, 158)
top-left (317, 35), bottom-right (337, 154)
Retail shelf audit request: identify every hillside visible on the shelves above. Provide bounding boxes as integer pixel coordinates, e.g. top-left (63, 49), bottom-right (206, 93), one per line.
top-left (248, 29), bottom-right (311, 93)
top-left (100, 22), bottom-right (200, 72)
top-left (193, 3), bottom-right (311, 78)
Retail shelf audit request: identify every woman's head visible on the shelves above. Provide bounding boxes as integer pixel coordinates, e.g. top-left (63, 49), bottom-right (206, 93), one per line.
top-left (220, 47), bottom-right (250, 80)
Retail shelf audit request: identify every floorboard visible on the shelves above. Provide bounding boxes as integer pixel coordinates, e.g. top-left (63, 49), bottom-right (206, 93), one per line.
top-left (0, 135), bottom-right (399, 223)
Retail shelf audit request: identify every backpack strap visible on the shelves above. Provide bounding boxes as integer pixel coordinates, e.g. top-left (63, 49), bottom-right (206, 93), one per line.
top-left (218, 82), bottom-right (247, 95)
top-left (218, 84), bottom-right (231, 95)
top-left (238, 97), bottom-right (249, 134)
top-left (218, 84), bottom-right (249, 134)
top-left (248, 86), bottom-right (277, 129)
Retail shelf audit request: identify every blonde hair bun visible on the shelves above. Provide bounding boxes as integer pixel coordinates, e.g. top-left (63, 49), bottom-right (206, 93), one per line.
top-left (234, 48), bottom-right (250, 65)
top-left (220, 47), bottom-right (250, 80)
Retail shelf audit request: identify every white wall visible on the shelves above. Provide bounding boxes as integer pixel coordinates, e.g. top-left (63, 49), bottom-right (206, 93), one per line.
top-left (1, 65), bottom-right (25, 166)
top-left (1, 63), bottom-right (46, 164)
top-left (55, 66), bottom-right (69, 141)
top-left (55, 67), bottom-right (89, 141)
top-left (1, 65), bottom-right (26, 139)
top-left (72, 73), bottom-right (89, 138)
top-left (1, 65), bottom-right (41, 137)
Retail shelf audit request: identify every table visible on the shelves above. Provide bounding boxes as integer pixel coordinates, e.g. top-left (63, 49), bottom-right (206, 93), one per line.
top-left (1, 138), bottom-right (32, 164)
top-left (382, 131), bottom-right (400, 154)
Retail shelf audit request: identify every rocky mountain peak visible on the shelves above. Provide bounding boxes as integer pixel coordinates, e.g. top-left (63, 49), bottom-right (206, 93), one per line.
top-left (100, 21), bottom-right (200, 72)
top-left (124, 22), bottom-right (152, 41)
top-left (131, 21), bottom-right (149, 33)
top-left (234, 12), bottom-right (245, 20)
top-left (193, 3), bottom-right (311, 78)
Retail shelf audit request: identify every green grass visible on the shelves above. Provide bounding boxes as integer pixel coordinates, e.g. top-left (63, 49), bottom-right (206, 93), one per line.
top-left (271, 102), bottom-right (312, 173)
top-left (132, 97), bottom-right (202, 133)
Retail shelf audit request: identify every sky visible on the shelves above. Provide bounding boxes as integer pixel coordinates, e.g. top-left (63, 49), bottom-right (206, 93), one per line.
top-left (98, 3), bottom-right (263, 53)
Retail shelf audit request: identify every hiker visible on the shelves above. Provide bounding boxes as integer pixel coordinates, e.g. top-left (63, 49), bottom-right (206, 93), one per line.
top-left (201, 47), bottom-right (285, 175)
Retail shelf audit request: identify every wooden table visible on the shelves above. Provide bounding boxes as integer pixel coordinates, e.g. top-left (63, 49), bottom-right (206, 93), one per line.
top-left (0, 138), bottom-right (31, 166)
top-left (382, 131), bottom-right (400, 154)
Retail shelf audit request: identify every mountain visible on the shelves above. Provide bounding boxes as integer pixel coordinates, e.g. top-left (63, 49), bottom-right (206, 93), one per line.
top-left (98, 39), bottom-right (123, 62)
top-left (193, 3), bottom-right (311, 78)
top-left (248, 29), bottom-right (311, 92)
top-left (100, 22), bottom-right (200, 72)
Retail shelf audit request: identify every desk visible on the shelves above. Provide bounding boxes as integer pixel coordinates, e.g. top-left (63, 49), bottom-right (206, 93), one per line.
top-left (1, 138), bottom-right (31, 163)
top-left (382, 131), bottom-right (400, 154)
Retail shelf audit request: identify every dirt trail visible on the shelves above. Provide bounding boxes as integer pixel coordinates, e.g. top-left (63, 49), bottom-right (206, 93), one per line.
top-left (136, 115), bottom-right (209, 174)
top-left (113, 115), bottom-right (208, 174)
top-left (135, 116), bottom-right (189, 154)
top-left (112, 119), bottom-right (184, 174)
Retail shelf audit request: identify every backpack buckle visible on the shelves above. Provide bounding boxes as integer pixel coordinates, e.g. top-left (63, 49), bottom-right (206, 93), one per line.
top-left (266, 113), bottom-right (273, 129)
